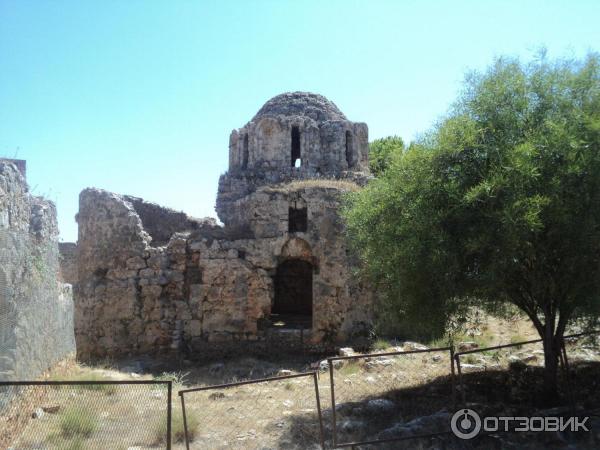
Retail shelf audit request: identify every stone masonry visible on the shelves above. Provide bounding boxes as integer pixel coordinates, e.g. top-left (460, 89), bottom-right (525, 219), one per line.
top-left (69, 92), bottom-right (374, 359)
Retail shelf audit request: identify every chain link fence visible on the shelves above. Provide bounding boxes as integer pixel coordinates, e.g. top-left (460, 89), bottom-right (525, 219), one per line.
top-left (0, 380), bottom-right (172, 449)
top-left (179, 372), bottom-right (324, 449)
top-left (0, 228), bottom-right (75, 383)
top-left (326, 347), bottom-right (456, 447)
top-left (455, 338), bottom-right (549, 409)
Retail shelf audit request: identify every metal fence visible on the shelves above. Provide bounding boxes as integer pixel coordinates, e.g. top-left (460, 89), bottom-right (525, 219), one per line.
top-left (178, 372), bottom-right (324, 450)
top-left (1, 332), bottom-right (598, 449)
top-left (0, 380), bottom-right (172, 450)
top-left (326, 347), bottom-right (456, 448)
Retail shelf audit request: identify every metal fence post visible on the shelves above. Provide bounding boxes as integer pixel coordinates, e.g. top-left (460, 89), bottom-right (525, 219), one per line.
top-left (167, 381), bottom-right (172, 450)
top-left (328, 359), bottom-right (338, 447)
top-left (180, 391), bottom-right (190, 450)
top-left (449, 346), bottom-right (456, 409)
top-left (454, 353), bottom-right (465, 406)
top-left (313, 371), bottom-right (326, 449)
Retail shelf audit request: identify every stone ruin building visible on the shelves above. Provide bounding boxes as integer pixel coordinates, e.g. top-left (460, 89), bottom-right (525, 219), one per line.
top-left (64, 92), bottom-right (374, 359)
top-left (0, 159), bottom-right (75, 381)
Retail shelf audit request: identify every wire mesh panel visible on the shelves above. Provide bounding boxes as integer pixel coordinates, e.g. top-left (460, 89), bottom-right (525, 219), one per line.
top-left (0, 381), bottom-right (172, 449)
top-left (179, 372), bottom-right (324, 450)
top-left (563, 332), bottom-right (600, 365)
top-left (455, 339), bottom-right (555, 409)
top-left (327, 348), bottom-right (455, 447)
top-left (562, 331), bottom-right (600, 411)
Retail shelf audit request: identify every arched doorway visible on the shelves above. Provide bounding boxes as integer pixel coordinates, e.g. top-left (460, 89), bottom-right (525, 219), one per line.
top-left (272, 259), bottom-right (312, 328)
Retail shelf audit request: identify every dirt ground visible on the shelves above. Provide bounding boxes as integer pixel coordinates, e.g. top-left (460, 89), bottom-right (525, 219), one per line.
top-left (2, 313), bottom-right (598, 449)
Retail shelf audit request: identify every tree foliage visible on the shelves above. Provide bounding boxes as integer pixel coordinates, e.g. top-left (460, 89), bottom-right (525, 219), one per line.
top-left (344, 53), bottom-right (600, 396)
top-left (368, 136), bottom-right (405, 176)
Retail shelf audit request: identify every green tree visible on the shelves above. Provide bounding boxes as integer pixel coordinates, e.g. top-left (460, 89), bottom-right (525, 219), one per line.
top-left (369, 136), bottom-right (405, 176)
top-left (344, 53), bottom-right (600, 398)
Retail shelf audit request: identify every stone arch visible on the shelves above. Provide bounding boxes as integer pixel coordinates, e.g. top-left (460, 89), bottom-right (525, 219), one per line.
top-left (280, 237), bottom-right (313, 263)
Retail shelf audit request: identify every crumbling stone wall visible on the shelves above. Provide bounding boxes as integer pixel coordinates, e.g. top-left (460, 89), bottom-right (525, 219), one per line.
top-left (0, 161), bottom-right (75, 381)
top-left (75, 184), bottom-right (372, 359)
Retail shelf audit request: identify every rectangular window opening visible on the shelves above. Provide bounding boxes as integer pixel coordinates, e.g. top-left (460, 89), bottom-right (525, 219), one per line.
top-left (288, 207), bottom-right (307, 233)
top-left (291, 126), bottom-right (301, 167)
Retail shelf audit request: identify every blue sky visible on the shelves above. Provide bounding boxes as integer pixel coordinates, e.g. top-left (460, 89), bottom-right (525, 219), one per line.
top-left (1, 0), bottom-right (598, 242)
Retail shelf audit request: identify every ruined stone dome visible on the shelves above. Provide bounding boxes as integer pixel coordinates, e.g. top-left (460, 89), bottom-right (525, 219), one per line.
top-left (252, 92), bottom-right (348, 123)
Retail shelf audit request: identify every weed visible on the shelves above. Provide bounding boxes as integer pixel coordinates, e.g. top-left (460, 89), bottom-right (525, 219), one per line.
top-left (339, 362), bottom-right (361, 376)
top-left (154, 408), bottom-right (200, 444)
top-left (155, 371), bottom-right (189, 384)
top-left (510, 334), bottom-right (527, 348)
top-left (59, 407), bottom-right (97, 438)
top-left (464, 354), bottom-right (478, 365)
top-left (65, 437), bottom-right (85, 450)
top-left (372, 338), bottom-right (391, 351)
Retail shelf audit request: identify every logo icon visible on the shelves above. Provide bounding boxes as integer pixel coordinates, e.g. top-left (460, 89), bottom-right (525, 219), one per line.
top-left (451, 408), bottom-right (482, 439)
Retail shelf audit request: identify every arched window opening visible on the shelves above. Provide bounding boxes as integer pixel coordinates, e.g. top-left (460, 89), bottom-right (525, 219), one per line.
top-left (345, 131), bottom-right (353, 168)
top-left (272, 259), bottom-right (312, 329)
top-left (242, 134), bottom-right (249, 169)
top-left (291, 126), bottom-right (301, 167)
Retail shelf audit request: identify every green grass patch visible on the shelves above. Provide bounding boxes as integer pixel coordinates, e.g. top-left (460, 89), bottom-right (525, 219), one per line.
top-left (372, 338), bottom-right (391, 351)
top-left (59, 406), bottom-right (98, 438)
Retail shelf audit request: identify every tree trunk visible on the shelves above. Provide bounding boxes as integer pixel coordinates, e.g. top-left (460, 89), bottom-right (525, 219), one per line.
top-left (542, 333), bottom-right (560, 404)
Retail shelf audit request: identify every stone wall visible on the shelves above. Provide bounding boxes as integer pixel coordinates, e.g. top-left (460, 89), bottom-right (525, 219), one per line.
top-left (59, 242), bottom-right (78, 285)
top-left (75, 185), bottom-right (372, 360)
top-left (0, 161), bottom-right (75, 381)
